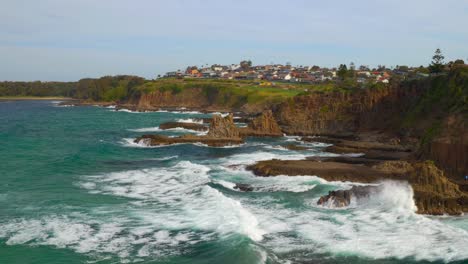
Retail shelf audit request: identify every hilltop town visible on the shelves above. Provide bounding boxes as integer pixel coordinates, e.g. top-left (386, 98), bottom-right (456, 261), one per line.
top-left (163, 60), bottom-right (433, 85)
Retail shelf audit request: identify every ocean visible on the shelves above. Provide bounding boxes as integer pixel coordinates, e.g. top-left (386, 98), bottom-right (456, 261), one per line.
top-left (1, 100), bottom-right (467, 264)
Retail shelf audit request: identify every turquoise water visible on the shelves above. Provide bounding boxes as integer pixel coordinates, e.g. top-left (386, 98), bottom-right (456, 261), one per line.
top-left (1, 100), bottom-right (468, 264)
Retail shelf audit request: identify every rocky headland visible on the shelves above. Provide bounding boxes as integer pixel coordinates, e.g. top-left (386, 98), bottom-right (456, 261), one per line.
top-left (112, 67), bottom-right (467, 215)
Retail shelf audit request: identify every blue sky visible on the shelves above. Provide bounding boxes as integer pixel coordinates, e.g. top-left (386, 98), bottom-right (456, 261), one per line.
top-left (1, 0), bottom-right (468, 81)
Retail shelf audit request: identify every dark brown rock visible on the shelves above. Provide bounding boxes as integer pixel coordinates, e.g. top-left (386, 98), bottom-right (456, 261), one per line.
top-left (283, 144), bottom-right (310, 151)
top-left (317, 185), bottom-right (377, 207)
top-left (233, 183), bottom-right (254, 192)
top-left (247, 160), bottom-right (398, 182)
top-left (239, 110), bottom-right (283, 137)
top-left (134, 114), bottom-right (244, 147)
top-left (207, 114), bottom-right (240, 138)
top-left (249, 158), bottom-right (467, 215)
top-left (134, 134), bottom-right (243, 147)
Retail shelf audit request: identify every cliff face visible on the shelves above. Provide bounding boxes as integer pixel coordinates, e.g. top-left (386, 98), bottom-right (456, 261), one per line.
top-left (273, 70), bottom-right (468, 183)
top-left (425, 114), bottom-right (468, 183)
top-left (374, 160), bottom-right (466, 215)
top-left (273, 85), bottom-right (423, 136)
top-left (135, 89), bottom-right (211, 110)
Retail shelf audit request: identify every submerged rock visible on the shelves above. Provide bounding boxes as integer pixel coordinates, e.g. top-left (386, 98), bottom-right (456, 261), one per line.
top-left (233, 183), bottom-right (254, 192)
top-left (283, 144), bottom-right (309, 151)
top-left (317, 185), bottom-right (377, 207)
top-left (134, 134), bottom-right (243, 147)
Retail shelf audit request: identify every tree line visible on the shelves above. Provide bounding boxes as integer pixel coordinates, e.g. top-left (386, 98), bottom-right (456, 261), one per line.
top-left (0, 81), bottom-right (77, 97)
top-left (0, 75), bottom-right (145, 101)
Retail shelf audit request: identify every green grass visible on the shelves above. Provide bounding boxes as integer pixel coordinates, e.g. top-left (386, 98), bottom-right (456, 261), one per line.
top-left (134, 78), bottom-right (309, 106)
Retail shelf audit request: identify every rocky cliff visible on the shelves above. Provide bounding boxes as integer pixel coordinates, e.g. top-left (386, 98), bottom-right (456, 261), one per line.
top-left (374, 161), bottom-right (467, 215)
top-left (134, 89), bottom-right (212, 110)
top-left (424, 114), bottom-right (468, 184)
top-left (273, 85), bottom-right (423, 136)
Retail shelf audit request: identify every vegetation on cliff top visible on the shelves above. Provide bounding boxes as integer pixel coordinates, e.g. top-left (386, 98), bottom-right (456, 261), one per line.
top-left (401, 65), bottom-right (468, 146)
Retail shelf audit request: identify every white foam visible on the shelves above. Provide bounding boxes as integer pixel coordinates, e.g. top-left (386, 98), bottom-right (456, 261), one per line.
top-left (115, 109), bottom-right (147, 113)
top-left (248, 180), bottom-right (468, 262)
top-left (157, 110), bottom-right (203, 115)
top-left (193, 142), bottom-right (244, 148)
top-left (79, 162), bottom-right (264, 242)
top-left (148, 156), bottom-right (179, 161)
top-left (0, 215), bottom-right (195, 260)
top-left (211, 112), bottom-right (230, 117)
top-left (176, 118), bottom-right (204, 124)
top-left (128, 127), bottom-right (162, 132)
top-left (129, 126), bottom-right (207, 135)
top-left (221, 151), bottom-right (308, 166)
top-left (120, 138), bottom-right (156, 148)
top-left (54, 104), bottom-right (74, 108)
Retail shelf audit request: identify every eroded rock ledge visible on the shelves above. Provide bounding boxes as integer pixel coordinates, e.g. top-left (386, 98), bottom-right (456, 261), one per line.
top-left (248, 158), bottom-right (468, 215)
top-left (134, 110), bottom-right (284, 147)
top-left (135, 114), bottom-right (243, 147)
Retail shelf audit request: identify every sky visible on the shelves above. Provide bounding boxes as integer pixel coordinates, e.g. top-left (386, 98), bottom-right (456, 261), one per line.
top-left (1, 0), bottom-right (468, 81)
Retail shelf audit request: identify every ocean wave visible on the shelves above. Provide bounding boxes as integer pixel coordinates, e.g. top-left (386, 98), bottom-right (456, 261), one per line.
top-left (120, 138), bottom-right (156, 148)
top-left (250, 180), bottom-right (468, 262)
top-left (193, 142), bottom-right (245, 148)
top-left (220, 151), bottom-right (309, 167)
top-left (215, 177), bottom-right (318, 193)
top-left (156, 110), bottom-right (204, 115)
top-left (78, 161), bottom-right (265, 241)
top-left (211, 112), bottom-right (230, 117)
top-left (114, 108), bottom-right (147, 113)
top-left (128, 127), bottom-right (162, 132)
top-left (176, 118), bottom-right (204, 124)
top-left (128, 126), bottom-right (208, 135)
top-left (0, 215), bottom-right (198, 261)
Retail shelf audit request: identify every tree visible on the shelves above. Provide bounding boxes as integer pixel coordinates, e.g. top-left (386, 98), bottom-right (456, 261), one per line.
top-left (429, 48), bottom-right (445, 73)
top-left (240, 60), bottom-right (252, 70)
top-left (311, 65), bottom-right (320, 71)
top-left (359, 65), bottom-right (370, 71)
top-left (348, 62), bottom-right (356, 78)
top-left (337, 64), bottom-right (348, 79)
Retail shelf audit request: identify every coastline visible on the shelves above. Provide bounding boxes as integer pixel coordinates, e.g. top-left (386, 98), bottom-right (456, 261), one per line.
top-left (0, 96), bottom-right (75, 101)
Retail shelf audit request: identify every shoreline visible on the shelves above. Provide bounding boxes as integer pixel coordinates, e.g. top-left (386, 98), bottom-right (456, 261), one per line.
top-left (0, 96), bottom-right (75, 101)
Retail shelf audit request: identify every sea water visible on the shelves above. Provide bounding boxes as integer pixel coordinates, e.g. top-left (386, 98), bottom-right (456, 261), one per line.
top-left (1, 100), bottom-right (467, 264)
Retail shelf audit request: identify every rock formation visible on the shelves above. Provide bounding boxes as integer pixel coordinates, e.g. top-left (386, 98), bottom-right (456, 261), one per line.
top-left (208, 114), bottom-right (240, 138)
top-left (317, 185), bottom-right (378, 207)
top-left (374, 161), bottom-right (467, 215)
top-left (134, 114), bottom-right (243, 147)
top-left (239, 110), bottom-right (283, 137)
